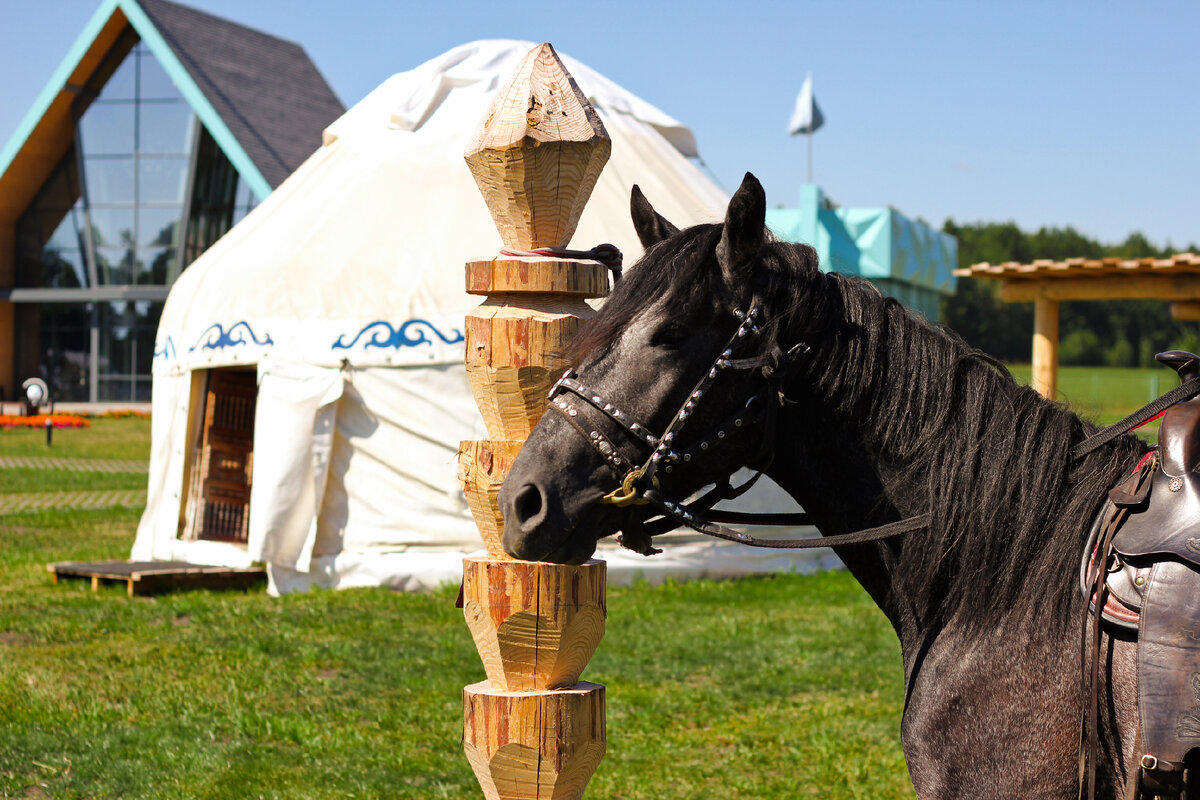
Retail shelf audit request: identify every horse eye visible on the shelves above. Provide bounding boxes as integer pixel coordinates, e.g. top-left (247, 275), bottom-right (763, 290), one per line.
top-left (650, 323), bottom-right (690, 349)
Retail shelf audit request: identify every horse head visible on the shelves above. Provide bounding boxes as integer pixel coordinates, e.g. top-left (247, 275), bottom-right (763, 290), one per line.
top-left (499, 173), bottom-right (820, 563)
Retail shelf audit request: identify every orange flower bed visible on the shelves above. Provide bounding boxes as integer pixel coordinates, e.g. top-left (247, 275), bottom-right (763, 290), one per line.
top-left (0, 414), bottom-right (91, 429)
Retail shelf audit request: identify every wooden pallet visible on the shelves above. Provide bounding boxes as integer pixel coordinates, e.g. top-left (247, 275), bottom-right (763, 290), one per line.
top-left (47, 561), bottom-right (265, 596)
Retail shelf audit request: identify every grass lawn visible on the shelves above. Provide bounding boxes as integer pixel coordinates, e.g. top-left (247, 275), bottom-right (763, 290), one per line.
top-left (1006, 364), bottom-right (1169, 431)
top-left (0, 417), bottom-right (152, 461)
top-left (0, 364), bottom-right (1175, 798)
top-left (0, 519), bottom-right (909, 799)
top-left (0, 417), bottom-right (911, 799)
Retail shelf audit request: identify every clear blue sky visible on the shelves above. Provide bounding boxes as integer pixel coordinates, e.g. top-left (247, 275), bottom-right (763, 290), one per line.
top-left (2, 0), bottom-right (1197, 248)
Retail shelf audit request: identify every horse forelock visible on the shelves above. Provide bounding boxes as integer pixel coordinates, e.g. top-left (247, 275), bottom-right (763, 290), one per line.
top-left (566, 224), bottom-right (724, 363)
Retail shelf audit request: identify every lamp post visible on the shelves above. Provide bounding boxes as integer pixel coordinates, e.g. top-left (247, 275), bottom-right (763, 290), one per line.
top-left (21, 378), bottom-right (52, 446)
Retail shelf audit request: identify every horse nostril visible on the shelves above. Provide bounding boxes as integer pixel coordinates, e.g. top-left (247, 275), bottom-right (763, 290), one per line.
top-left (513, 483), bottom-right (547, 533)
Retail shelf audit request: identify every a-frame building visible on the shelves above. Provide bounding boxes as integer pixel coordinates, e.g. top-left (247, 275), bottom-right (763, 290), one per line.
top-left (0, 0), bottom-right (343, 403)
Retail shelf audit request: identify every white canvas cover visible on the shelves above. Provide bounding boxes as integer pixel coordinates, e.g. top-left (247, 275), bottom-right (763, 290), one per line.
top-left (132, 40), bottom-right (836, 593)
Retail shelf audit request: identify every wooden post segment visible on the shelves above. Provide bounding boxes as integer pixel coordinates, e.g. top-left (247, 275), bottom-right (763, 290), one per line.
top-left (463, 44), bottom-right (610, 251)
top-left (463, 557), bottom-right (606, 691)
top-left (463, 681), bottom-right (606, 800)
top-left (465, 294), bottom-right (595, 442)
top-left (459, 43), bottom-right (612, 800)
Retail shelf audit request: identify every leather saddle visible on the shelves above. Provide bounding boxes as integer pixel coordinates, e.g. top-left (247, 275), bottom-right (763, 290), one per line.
top-left (1084, 351), bottom-right (1200, 797)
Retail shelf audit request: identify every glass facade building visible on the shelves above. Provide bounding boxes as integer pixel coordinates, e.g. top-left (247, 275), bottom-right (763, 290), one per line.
top-left (0, 0), bottom-right (343, 405)
top-left (12, 40), bottom-right (257, 402)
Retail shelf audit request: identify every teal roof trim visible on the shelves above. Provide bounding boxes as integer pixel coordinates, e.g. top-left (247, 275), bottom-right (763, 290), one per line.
top-left (0, 0), bottom-right (121, 179)
top-left (117, 0), bottom-right (272, 199)
top-left (0, 0), bottom-right (272, 201)
top-left (766, 183), bottom-right (958, 296)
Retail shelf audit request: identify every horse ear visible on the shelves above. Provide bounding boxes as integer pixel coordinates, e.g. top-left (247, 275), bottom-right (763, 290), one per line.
top-left (630, 185), bottom-right (679, 248)
top-left (716, 173), bottom-right (766, 285)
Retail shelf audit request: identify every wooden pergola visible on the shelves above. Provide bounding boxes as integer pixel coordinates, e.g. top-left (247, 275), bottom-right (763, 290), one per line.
top-left (954, 253), bottom-right (1200, 399)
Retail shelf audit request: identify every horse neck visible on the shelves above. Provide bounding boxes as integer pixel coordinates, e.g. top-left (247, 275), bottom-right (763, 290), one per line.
top-left (763, 275), bottom-right (1141, 642)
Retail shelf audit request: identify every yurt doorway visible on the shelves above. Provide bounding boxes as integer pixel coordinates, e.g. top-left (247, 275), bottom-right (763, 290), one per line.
top-left (181, 368), bottom-right (257, 543)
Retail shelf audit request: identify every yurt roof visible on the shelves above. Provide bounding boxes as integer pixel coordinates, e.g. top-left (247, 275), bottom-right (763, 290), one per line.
top-left (152, 40), bottom-right (728, 376)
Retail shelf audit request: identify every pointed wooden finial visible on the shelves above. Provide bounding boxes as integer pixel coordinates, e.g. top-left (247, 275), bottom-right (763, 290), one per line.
top-left (465, 43), bottom-right (612, 250)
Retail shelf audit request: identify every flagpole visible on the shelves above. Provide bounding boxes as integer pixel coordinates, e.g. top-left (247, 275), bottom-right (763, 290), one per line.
top-left (806, 130), bottom-right (813, 184)
top-left (789, 73), bottom-right (821, 185)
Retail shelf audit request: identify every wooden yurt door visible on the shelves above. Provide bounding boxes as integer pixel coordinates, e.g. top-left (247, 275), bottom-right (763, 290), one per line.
top-left (183, 368), bottom-right (257, 543)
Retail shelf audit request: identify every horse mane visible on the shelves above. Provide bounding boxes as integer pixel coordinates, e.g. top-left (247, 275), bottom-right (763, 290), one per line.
top-left (798, 273), bottom-right (1144, 631)
top-left (572, 223), bottom-right (1147, 632)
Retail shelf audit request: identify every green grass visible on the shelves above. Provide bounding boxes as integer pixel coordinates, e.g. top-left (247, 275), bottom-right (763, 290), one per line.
top-left (1006, 364), bottom-right (1169, 424)
top-left (0, 512), bottom-right (909, 799)
top-left (0, 417), bottom-right (151, 460)
top-left (0, 469), bottom-right (147, 494)
top-left (0, 419), bottom-right (911, 799)
top-left (0, 364), bottom-right (1177, 798)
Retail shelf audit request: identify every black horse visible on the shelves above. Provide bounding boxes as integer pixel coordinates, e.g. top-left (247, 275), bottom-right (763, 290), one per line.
top-left (498, 173), bottom-right (1147, 799)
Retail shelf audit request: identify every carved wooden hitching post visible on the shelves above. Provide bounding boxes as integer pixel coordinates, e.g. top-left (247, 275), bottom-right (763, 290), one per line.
top-left (458, 43), bottom-right (612, 799)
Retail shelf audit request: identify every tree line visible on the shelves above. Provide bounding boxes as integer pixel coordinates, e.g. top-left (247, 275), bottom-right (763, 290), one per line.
top-left (939, 221), bottom-right (1200, 367)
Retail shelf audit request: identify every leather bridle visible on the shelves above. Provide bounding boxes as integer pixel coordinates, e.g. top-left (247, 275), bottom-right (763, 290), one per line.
top-left (547, 303), bottom-right (931, 555)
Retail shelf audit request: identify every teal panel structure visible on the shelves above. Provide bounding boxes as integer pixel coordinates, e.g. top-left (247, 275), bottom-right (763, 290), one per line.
top-left (766, 184), bottom-right (957, 321)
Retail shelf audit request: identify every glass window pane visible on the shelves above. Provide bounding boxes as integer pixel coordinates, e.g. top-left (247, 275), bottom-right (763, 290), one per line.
top-left (79, 101), bottom-right (135, 156)
top-left (38, 303), bottom-right (93, 402)
top-left (138, 49), bottom-right (183, 101)
top-left (45, 205), bottom-right (86, 250)
top-left (97, 300), bottom-right (160, 400)
top-left (96, 247), bottom-right (134, 285)
top-left (138, 206), bottom-right (182, 248)
top-left (235, 178), bottom-right (254, 208)
top-left (88, 207), bottom-right (135, 249)
top-left (139, 102), bottom-right (195, 155)
top-left (139, 158), bottom-right (189, 204)
top-left (135, 301), bottom-right (160, 381)
top-left (41, 249), bottom-right (87, 289)
top-left (84, 157), bottom-right (135, 204)
top-left (99, 53), bottom-right (137, 100)
top-left (138, 246), bottom-right (176, 285)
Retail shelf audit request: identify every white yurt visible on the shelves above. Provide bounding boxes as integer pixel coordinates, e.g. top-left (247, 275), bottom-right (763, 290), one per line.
top-left (132, 40), bottom-right (835, 594)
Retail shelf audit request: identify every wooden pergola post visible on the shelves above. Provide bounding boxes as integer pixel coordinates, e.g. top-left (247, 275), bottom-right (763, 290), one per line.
top-left (955, 253), bottom-right (1200, 400)
top-left (458, 43), bottom-right (612, 800)
top-left (1032, 297), bottom-right (1059, 399)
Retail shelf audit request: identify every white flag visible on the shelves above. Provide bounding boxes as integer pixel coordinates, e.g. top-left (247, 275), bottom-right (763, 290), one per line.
top-left (787, 74), bottom-right (824, 135)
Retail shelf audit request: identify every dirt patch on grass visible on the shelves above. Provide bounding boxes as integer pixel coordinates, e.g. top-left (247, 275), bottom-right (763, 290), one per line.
top-left (0, 631), bottom-right (32, 645)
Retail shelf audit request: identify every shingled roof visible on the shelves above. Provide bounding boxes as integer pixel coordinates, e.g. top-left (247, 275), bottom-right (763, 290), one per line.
top-left (138, 0), bottom-right (344, 189)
